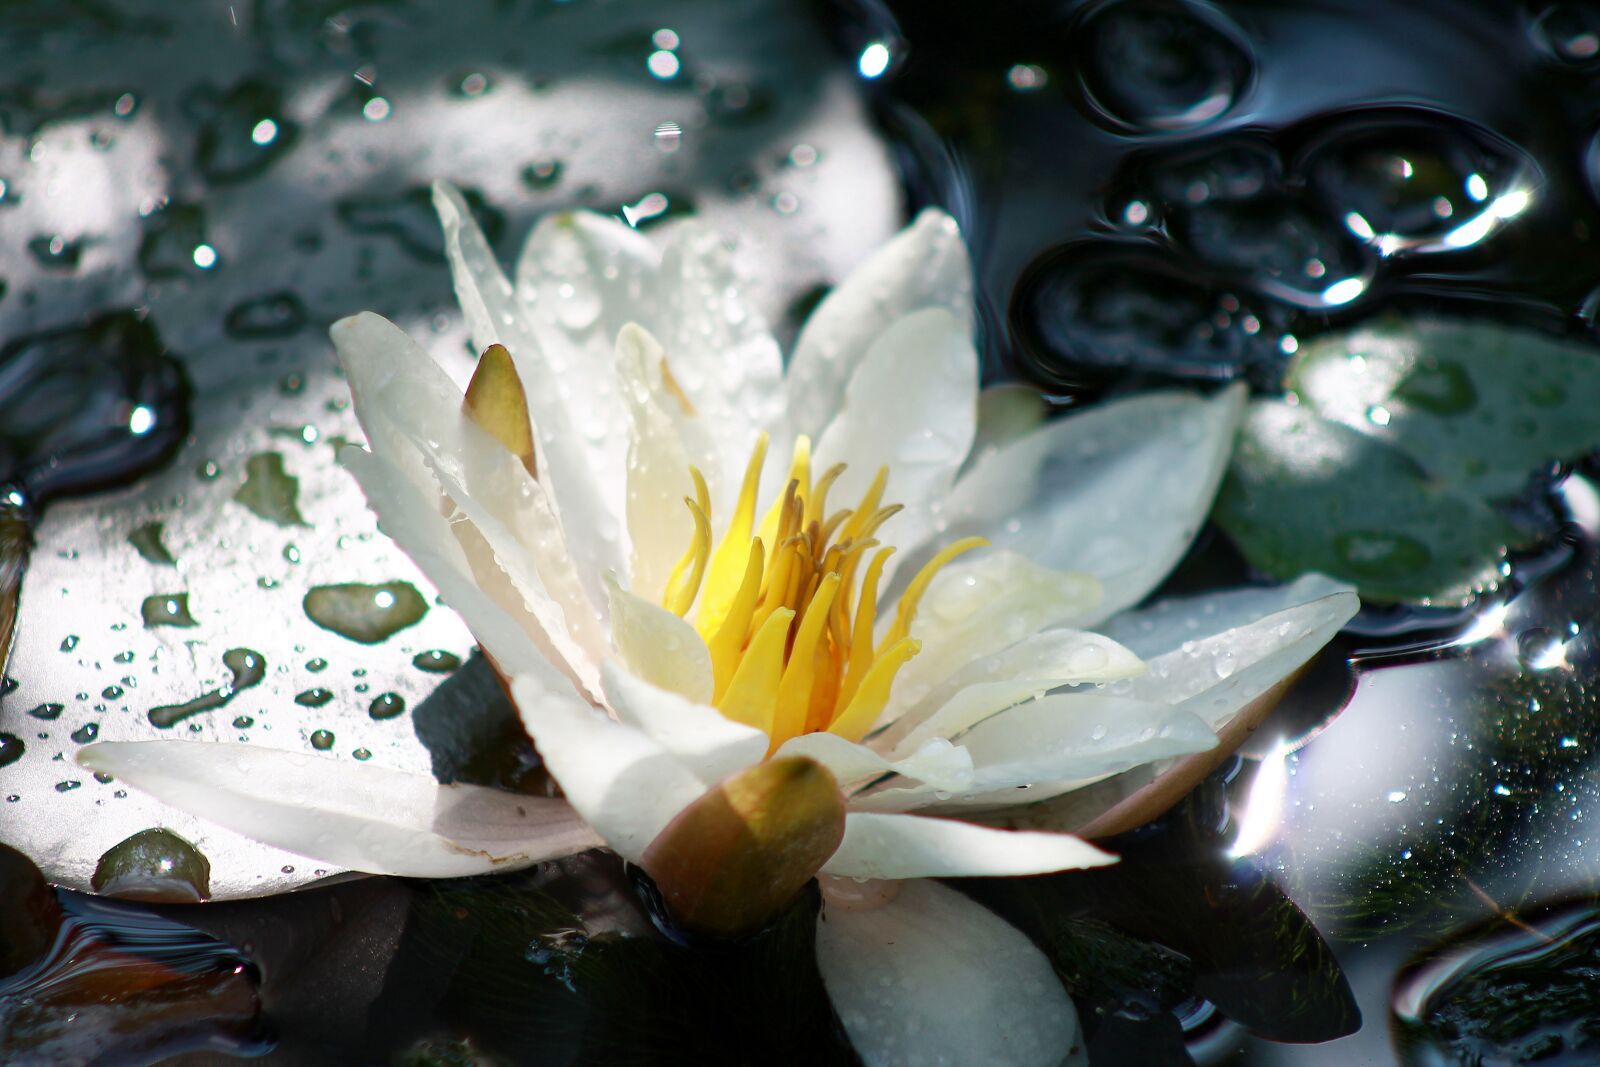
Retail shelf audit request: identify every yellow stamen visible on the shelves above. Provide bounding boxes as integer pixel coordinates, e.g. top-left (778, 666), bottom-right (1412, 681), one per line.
top-left (770, 573), bottom-right (841, 749)
top-left (837, 466), bottom-right (888, 544)
top-left (717, 607), bottom-right (794, 733)
top-left (707, 539), bottom-right (764, 703)
top-left (838, 546), bottom-right (893, 711)
top-left (661, 467), bottom-right (712, 616)
top-left (879, 537), bottom-right (988, 649)
top-left (828, 638), bottom-right (921, 741)
top-left (806, 463), bottom-right (847, 528)
top-left (756, 436), bottom-right (810, 550)
top-left (696, 433), bottom-right (769, 637)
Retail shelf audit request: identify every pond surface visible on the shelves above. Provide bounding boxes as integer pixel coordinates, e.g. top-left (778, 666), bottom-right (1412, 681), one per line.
top-left (4, 0), bottom-right (1600, 1063)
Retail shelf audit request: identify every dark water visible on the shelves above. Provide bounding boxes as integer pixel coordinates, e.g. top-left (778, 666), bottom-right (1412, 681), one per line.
top-left (2, 0), bottom-right (1600, 1063)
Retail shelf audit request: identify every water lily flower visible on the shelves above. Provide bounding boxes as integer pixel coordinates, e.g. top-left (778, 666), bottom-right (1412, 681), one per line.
top-left (81, 183), bottom-right (1358, 1067)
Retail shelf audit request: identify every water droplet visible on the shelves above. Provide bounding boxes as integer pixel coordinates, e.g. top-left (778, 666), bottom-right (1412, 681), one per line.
top-left (412, 650), bottom-right (461, 673)
top-left (231, 715), bottom-right (253, 729)
top-left (224, 292), bottom-right (307, 339)
top-left (186, 78), bottom-right (297, 183)
top-left (521, 159), bottom-right (564, 189)
top-left (367, 693), bottom-right (405, 720)
top-left (304, 581), bottom-right (428, 643)
top-left (233, 451), bottom-right (306, 526)
top-left (27, 234), bottom-right (86, 270)
top-left (309, 729), bottom-right (335, 751)
top-left (305, 657), bottom-right (328, 672)
top-left (352, 748), bottom-right (372, 761)
top-left (27, 703), bottom-right (62, 721)
top-left (1069, 0), bottom-right (1254, 133)
top-left (295, 688), bottom-right (333, 708)
top-left (140, 593), bottom-right (197, 628)
top-left (0, 733), bottom-right (23, 769)
top-left (147, 648), bottom-right (267, 728)
top-left (138, 201), bottom-right (218, 280)
top-left (92, 828), bottom-right (211, 902)
top-left (128, 522), bottom-right (176, 565)
top-left (99, 685), bottom-right (122, 701)
top-left (1213, 650), bottom-right (1237, 679)
top-left (59, 635), bottom-right (79, 652)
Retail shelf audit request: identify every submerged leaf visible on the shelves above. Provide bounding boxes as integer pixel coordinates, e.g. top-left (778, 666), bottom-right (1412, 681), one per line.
top-left (640, 757), bottom-right (844, 938)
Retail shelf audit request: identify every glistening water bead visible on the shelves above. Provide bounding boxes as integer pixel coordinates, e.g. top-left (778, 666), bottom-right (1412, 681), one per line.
top-left (303, 581), bottom-right (428, 643)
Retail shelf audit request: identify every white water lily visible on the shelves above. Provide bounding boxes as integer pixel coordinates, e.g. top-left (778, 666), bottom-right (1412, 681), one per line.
top-left (81, 183), bottom-right (1358, 1067)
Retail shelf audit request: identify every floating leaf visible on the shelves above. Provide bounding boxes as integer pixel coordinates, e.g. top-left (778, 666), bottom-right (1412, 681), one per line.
top-left (1219, 316), bottom-right (1600, 603)
top-left (1217, 400), bottom-right (1525, 604)
top-left (1291, 316), bottom-right (1600, 497)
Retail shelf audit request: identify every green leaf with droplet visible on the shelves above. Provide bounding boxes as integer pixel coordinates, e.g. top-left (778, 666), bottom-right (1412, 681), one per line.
top-left (1289, 315), bottom-right (1600, 498)
top-left (1215, 400), bottom-right (1524, 604)
top-left (1217, 315), bottom-right (1600, 603)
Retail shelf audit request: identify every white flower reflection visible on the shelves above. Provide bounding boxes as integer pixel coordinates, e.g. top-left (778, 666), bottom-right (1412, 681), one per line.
top-left (83, 186), bottom-right (1357, 1067)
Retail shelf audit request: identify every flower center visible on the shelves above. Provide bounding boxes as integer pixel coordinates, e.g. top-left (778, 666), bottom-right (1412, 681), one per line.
top-left (659, 433), bottom-right (983, 752)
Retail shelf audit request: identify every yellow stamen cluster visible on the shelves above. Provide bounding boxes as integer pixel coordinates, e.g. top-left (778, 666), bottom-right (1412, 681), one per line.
top-left (661, 433), bottom-right (984, 752)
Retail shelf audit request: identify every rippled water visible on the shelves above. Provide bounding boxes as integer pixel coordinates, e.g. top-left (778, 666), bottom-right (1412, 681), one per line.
top-left (3, 0), bottom-right (1600, 1063)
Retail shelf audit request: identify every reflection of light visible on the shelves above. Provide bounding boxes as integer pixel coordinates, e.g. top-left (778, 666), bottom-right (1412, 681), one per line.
top-left (621, 192), bottom-right (669, 227)
top-left (652, 121), bottom-right (681, 152)
top-left (1344, 211), bottom-right (1375, 241)
top-left (1320, 277), bottom-right (1367, 306)
top-left (858, 42), bottom-right (890, 79)
top-left (362, 97), bottom-right (391, 122)
top-left (251, 118), bottom-right (278, 145)
top-left (1279, 334), bottom-right (1299, 354)
top-left (1006, 63), bottom-right (1048, 91)
top-left (1442, 187), bottom-right (1531, 249)
top-left (651, 28), bottom-right (679, 50)
top-left (1229, 737), bottom-right (1293, 859)
top-left (1454, 600), bottom-right (1510, 647)
top-left (373, 591), bottom-right (396, 609)
top-left (646, 50), bottom-right (680, 79)
top-left (191, 244), bottom-right (218, 269)
top-left (128, 405), bottom-right (155, 435)
top-left (1122, 200), bottom-right (1149, 225)
top-left (1465, 173), bottom-right (1489, 201)
top-left (1529, 639), bottom-right (1573, 672)
top-left (1559, 473), bottom-right (1600, 534)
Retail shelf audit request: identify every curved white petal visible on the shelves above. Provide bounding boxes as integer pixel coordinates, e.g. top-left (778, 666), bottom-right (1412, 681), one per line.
top-left (881, 629), bottom-right (1145, 755)
top-left (510, 673), bottom-right (706, 864)
top-left (772, 732), bottom-right (973, 793)
top-left (786, 208), bottom-right (973, 441)
top-left (886, 551), bottom-right (1102, 721)
top-left (816, 880), bottom-right (1086, 1067)
top-left (925, 694), bottom-right (1217, 810)
top-left (615, 323), bottom-right (722, 597)
top-left (649, 222), bottom-right (784, 492)
top-left (966, 384), bottom-right (1049, 473)
top-left (938, 385), bottom-right (1246, 627)
top-left (512, 207), bottom-right (660, 502)
top-left (821, 812), bottom-right (1115, 879)
top-left (814, 307), bottom-right (978, 553)
top-left (76, 742), bottom-right (601, 878)
top-left (341, 446), bottom-right (572, 691)
top-left (425, 457), bottom-right (607, 696)
top-left (434, 186), bottom-right (626, 593)
top-left (603, 573), bottom-right (714, 704)
top-left (601, 659), bottom-right (766, 788)
top-left (1103, 574), bottom-right (1360, 730)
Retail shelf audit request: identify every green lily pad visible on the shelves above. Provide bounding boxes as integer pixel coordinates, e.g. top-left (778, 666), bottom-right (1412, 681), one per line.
top-left (1216, 400), bottom-right (1523, 604)
top-left (1290, 316), bottom-right (1600, 498)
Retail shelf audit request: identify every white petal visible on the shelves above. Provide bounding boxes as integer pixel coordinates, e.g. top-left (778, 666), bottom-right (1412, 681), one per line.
top-left (880, 629), bottom-right (1145, 755)
top-left (1103, 574), bottom-right (1360, 730)
top-left (965, 384), bottom-right (1049, 474)
top-left (816, 880), bottom-right (1086, 1067)
top-left (648, 221), bottom-right (785, 491)
top-left (603, 573), bottom-right (713, 704)
top-left (510, 673), bottom-right (706, 864)
top-left (76, 742), bottom-right (601, 878)
top-left (425, 457), bottom-right (607, 696)
top-left (886, 551), bottom-right (1102, 720)
top-left (600, 660), bottom-right (767, 788)
top-left (786, 208), bottom-right (973, 441)
top-left (436, 186), bottom-right (628, 590)
top-left (512, 207), bottom-right (660, 493)
top-left (341, 446), bottom-right (571, 691)
top-left (932, 693), bottom-right (1218, 809)
top-left (615, 323), bottom-right (721, 597)
top-left (939, 385), bottom-right (1246, 627)
top-left (821, 812), bottom-right (1115, 879)
top-left (772, 732), bottom-right (973, 793)
top-left (813, 307), bottom-right (978, 552)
